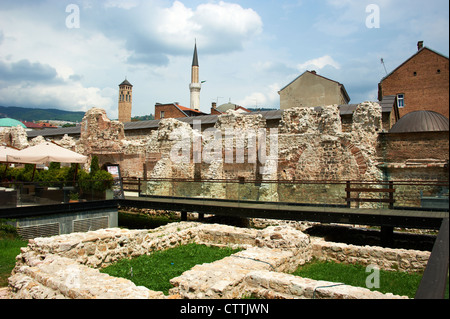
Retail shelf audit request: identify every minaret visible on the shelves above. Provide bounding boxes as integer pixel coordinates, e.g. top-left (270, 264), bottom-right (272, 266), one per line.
top-left (118, 78), bottom-right (133, 123)
top-left (189, 42), bottom-right (201, 111)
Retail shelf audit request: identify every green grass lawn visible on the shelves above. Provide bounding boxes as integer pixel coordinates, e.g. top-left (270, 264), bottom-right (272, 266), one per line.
top-left (292, 259), bottom-right (444, 299)
top-left (0, 239), bottom-right (28, 287)
top-left (100, 243), bottom-right (242, 295)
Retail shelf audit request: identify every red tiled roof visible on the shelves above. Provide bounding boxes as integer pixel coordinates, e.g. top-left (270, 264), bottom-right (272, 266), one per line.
top-left (21, 121), bottom-right (58, 129)
top-left (235, 106), bottom-right (251, 113)
top-left (22, 121), bottom-right (42, 129)
top-left (176, 104), bottom-right (204, 114)
top-left (39, 123), bottom-right (58, 128)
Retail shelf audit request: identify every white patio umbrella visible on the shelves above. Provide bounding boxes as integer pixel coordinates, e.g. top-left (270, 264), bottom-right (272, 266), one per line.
top-left (6, 142), bottom-right (87, 164)
top-left (0, 145), bottom-right (21, 163)
top-left (1, 145), bottom-right (22, 180)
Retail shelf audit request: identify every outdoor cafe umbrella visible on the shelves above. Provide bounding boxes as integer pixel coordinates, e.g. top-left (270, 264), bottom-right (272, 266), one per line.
top-left (0, 145), bottom-right (21, 179)
top-left (0, 145), bottom-right (21, 163)
top-left (6, 142), bottom-right (88, 181)
top-left (6, 142), bottom-right (88, 165)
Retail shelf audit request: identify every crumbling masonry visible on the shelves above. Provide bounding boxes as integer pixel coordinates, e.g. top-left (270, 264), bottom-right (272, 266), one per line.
top-left (8, 222), bottom-right (428, 299)
top-left (2, 103), bottom-right (383, 181)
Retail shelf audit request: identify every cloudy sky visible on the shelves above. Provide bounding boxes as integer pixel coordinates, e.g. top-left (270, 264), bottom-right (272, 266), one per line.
top-left (0, 0), bottom-right (448, 119)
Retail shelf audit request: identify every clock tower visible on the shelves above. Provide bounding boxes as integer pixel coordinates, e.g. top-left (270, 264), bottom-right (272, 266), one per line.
top-left (118, 79), bottom-right (133, 123)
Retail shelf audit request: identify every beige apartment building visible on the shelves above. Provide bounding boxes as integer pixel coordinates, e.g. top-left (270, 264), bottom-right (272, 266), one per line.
top-left (279, 70), bottom-right (350, 109)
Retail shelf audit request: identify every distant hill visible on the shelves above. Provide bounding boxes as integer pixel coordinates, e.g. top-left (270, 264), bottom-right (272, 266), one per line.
top-left (132, 114), bottom-right (154, 121)
top-left (0, 106), bottom-right (85, 123)
top-left (247, 107), bottom-right (279, 112)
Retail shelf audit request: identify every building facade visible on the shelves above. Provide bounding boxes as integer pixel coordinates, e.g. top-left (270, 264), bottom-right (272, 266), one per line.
top-left (279, 71), bottom-right (350, 110)
top-left (154, 103), bottom-right (205, 120)
top-left (378, 41), bottom-right (449, 119)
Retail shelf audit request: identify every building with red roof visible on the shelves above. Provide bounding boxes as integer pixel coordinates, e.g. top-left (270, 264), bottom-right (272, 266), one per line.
top-left (154, 103), bottom-right (207, 120)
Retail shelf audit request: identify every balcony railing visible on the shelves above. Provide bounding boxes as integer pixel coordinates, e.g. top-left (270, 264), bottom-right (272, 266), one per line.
top-left (0, 180), bottom-right (114, 208)
top-left (1, 177), bottom-right (448, 211)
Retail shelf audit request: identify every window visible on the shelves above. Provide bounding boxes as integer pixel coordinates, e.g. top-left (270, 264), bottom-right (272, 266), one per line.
top-left (397, 94), bottom-right (405, 108)
top-left (160, 111), bottom-right (165, 119)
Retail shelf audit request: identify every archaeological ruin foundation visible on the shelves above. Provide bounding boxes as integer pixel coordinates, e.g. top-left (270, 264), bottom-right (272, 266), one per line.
top-left (1, 102), bottom-right (447, 299)
top-left (8, 222), bottom-right (430, 299)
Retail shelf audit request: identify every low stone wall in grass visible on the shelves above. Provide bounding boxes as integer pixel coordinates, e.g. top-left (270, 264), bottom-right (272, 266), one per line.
top-left (7, 223), bottom-right (426, 299)
top-left (311, 238), bottom-right (430, 273)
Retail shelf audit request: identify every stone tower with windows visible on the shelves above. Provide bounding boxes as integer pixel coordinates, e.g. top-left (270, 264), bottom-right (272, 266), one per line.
top-left (118, 79), bottom-right (133, 123)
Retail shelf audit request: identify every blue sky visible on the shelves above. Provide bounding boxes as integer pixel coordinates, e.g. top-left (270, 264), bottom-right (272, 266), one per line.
top-left (0, 0), bottom-right (448, 119)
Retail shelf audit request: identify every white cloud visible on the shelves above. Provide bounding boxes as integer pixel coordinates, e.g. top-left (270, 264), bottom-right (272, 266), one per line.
top-left (0, 5), bottom-right (130, 114)
top-left (152, 1), bottom-right (263, 52)
top-left (104, 0), bottom-right (141, 10)
top-left (238, 83), bottom-right (281, 108)
top-left (0, 0), bottom-right (447, 116)
top-left (297, 55), bottom-right (341, 71)
top-left (0, 82), bottom-right (116, 118)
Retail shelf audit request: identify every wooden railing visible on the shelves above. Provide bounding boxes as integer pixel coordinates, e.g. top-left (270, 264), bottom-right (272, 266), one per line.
top-left (345, 181), bottom-right (395, 209)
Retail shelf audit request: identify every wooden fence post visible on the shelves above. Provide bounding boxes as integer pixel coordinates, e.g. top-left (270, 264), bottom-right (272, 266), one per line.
top-left (346, 181), bottom-right (351, 208)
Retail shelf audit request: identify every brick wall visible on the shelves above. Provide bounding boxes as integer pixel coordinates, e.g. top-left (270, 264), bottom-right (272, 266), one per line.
top-left (155, 104), bottom-right (187, 120)
top-left (377, 131), bottom-right (449, 164)
top-left (380, 48), bottom-right (449, 118)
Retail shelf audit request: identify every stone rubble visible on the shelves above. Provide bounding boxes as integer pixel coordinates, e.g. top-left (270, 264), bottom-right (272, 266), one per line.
top-left (0, 126), bottom-right (29, 149)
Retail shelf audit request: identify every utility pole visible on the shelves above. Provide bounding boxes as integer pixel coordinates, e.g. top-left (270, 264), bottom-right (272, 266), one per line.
top-left (381, 58), bottom-right (388, 75)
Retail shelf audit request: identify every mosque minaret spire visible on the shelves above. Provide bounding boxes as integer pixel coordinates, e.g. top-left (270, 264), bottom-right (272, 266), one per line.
top-left (189, 41), bottom-right (201, 111)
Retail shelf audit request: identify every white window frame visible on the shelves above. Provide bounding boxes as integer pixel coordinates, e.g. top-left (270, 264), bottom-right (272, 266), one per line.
top-left (397, 94), bottom-right (405, 108)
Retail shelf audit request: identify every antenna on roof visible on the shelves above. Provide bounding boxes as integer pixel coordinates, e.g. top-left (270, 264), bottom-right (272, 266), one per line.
top-left (380, 58), bottom-right (387, 75)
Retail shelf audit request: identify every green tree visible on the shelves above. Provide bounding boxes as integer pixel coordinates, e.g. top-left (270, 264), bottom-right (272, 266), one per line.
top-left (90, 156), bottom-right (100, 176)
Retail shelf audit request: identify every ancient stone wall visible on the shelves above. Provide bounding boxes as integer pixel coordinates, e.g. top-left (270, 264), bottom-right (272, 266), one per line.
top-left (15, 102), bottom-right (447, 186)
top-left (0, 126), bottom-right (29, 149)
top-left (78, 108), bottom-right (125, 156)
top-left (8, 222), bottom-right (427, 299)
top-left (30, 103), bottom-right (385, 183)
top-left (311, 238), bottom-right (429, 273)
top-left (277, 102), bottom-right (382, 182)
top-left (11, 103), bottom-right (447, 207)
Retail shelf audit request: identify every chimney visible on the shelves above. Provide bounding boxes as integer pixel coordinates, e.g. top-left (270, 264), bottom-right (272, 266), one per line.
top-left (310, 70), bottom-right (317, 75)
top-left (212, 102), bottom-right (217, 109)
top-left (417, 41), bottom-right (424, 51)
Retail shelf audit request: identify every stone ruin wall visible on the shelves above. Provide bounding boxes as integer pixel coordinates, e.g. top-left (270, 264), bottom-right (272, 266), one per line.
top-left (7, 222), bottom-right (429, 299)
top-left (3, 102), bottom-right (447, 205)
top-left (2, 103), bottom-right (384, 181)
